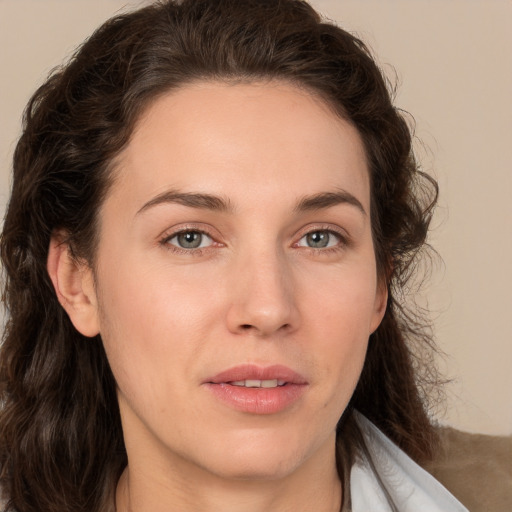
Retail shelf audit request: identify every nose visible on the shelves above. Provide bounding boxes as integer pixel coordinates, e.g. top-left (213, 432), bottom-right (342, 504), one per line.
top-left (225, 249), bottom-right (300, 337)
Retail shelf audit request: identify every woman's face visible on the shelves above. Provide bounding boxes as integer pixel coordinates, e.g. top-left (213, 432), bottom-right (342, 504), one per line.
top-left (83, 81), bottom-right (386, 481)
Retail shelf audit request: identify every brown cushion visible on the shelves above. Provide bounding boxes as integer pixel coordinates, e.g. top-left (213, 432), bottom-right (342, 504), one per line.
top-left (425, 427), bottom-right (512, 511)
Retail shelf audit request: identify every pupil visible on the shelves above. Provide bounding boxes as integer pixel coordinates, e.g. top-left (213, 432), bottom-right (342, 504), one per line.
top-left (178, 231), bottom-right (201, 248)
top-left (307, 231), bottom-right (328, 248)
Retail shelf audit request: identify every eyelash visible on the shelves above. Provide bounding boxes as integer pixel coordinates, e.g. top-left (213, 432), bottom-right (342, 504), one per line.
top-left (159, 225), bottom-right (349, 256)
top-left (160, 226), bottom-right (218, 256)
top-left (294, 226), bottom-right (349, 255)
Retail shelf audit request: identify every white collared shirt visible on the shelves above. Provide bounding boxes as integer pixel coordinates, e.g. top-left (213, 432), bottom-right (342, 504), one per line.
top-left (350, 412), bottom-right (469, 512)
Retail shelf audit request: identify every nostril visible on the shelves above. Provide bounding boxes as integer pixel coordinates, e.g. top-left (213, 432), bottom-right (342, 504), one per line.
top-left (239, 322), bottom-right (291, 333)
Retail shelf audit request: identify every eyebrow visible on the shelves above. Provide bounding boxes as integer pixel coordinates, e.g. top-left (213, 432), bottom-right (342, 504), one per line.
top-left (295, 190), bottom-right (366, 216)
top-left (136, 190), bottom-right (234, 216)
top-left (136, 188), bottom-right (366, 216)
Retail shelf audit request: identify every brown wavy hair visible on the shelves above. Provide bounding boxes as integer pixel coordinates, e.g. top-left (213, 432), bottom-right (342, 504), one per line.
top-left (0, 1), bottom-right (439, 510)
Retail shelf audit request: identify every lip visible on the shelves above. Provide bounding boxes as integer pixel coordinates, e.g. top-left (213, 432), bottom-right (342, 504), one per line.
top-left (203, 364), bottom-right (308, 415)
top-left (205, 364), bottom-right (308, 385)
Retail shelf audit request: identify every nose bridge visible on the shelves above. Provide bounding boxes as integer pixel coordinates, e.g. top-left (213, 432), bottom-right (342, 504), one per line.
top-left (226, 244), bottom-right (299, 336)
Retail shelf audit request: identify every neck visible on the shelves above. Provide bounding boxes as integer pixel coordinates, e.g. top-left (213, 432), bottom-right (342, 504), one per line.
top-left (115, 442), bottom-right (341, 512)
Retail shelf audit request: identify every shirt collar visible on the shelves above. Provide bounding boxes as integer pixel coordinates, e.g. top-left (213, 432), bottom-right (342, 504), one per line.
top-left (349, 412), bottom-right (469, 512)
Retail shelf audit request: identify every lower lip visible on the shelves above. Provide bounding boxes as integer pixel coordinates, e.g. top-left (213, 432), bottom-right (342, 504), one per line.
top-left (204, 383), bottom-right (307, 414)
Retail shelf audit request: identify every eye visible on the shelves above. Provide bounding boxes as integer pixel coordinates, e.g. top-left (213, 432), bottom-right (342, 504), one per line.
top-left (167, 230), bottom-right (213, 249)
top-left (297, 230), bottom-right (341, 249)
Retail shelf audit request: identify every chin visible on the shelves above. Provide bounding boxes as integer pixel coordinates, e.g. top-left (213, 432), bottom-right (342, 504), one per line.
top-left (194, 428), bottom-right (320, 482)
top-left (207, 452), bottom-right (304, 482)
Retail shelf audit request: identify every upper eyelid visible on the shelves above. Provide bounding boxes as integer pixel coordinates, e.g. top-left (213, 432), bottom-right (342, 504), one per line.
top-left (158, 223), bottom-right (350, 246)
top-left (159, 223), bottom-right (220, 242)
top-left (295, 224), bottom-right (349, 240)
top-left (160, 228), bottom-right (219, 254)
top-left (293, 225), bottom-right (352, 251)
top-left (299, 229), bottom-right (342, 240)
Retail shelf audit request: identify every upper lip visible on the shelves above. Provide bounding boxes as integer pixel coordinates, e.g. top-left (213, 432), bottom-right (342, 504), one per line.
top-left (205, 364), bottom-right (308, 385)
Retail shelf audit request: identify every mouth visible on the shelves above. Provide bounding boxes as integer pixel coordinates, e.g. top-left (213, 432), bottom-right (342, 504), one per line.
top-left (204, 364), bottom-right (308, 414)
top-left (229, 379), bottom-right (287, 388)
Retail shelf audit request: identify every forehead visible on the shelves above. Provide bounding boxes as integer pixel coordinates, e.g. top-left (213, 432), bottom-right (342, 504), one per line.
top-left (108, 80), bottom-right (370, 214)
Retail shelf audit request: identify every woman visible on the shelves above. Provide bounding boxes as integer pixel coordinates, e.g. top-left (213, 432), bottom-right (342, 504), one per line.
top-left (0, 0), bottom-right (467, 510)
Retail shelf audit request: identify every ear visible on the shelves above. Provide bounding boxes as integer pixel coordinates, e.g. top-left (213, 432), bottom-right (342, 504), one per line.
top-left (369, 277), bottom-right (388, 334)
top-left (47, 232), bottom-right (100, 337)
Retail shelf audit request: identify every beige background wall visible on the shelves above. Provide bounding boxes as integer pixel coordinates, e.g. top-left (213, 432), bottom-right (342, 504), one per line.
top-left (1, 0), bottom-right (511, 436)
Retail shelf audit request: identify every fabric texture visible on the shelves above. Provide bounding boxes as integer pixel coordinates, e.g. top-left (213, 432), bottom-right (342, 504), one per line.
top-left (425, 426), bottom-right (512, 512)
top-left (350, 412), bottom-right (469, 512)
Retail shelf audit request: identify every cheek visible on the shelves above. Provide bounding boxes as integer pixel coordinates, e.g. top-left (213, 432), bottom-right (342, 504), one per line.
top-left (94, 259), bottom-right (222, 386)
top-left (98, 253), bottom-right (218, 330)
top-left (300, 264), bottom-right (378, 387)
top-left (316, 305), bottom-right (369, 392)
top-left (302, 261), bottom-right (379, 334)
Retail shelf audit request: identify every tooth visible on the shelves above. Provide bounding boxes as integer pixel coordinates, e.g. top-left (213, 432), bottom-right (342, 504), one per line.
top-left (229, 379), bottom-right (282, 388)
